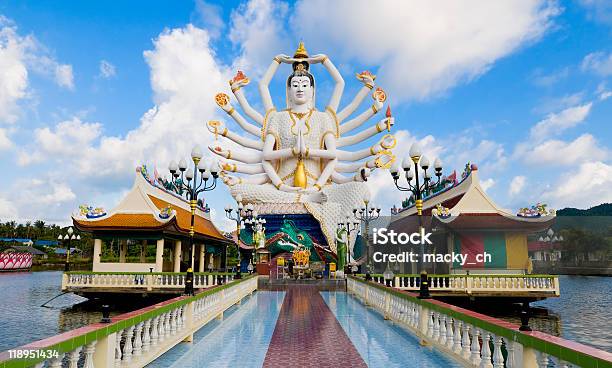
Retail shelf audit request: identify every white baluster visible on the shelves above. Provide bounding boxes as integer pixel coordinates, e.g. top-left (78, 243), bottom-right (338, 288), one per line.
top-left (132, 322), bottom-right (143, 357)
top-left (445, 317), bottom-right (454, 349)
top-left (49, 354), bottom-right (64, 368)
top-left (462, 323), bottom-right (471, 360)
top-left (83, 341), bottom-right (96, 368)
top-left (439, 315), bottom-right (447, 345)
top-left (505, 340), bottom-right (516, 368)
top-left (150, 316), bottom-right (160, 347)
top-left (470, 328), bottom-right (482, 366)
top-left (67, 346), bottom-right (82, 368)
top-left (122, 325), bottom-right (135, 363)
top-left (536, 351), bottom-right (549, 368)
top-left (34, 362), bottom-right (44, 368)
top-left (492, 335), bottom-right (504, 368)
top-left (142, 319), bottom-right (151, 352)
top-left (432, 312), bottom-right (440, 340)
top-left (427, 311), bottom-right (434, 338)
top-left (480, 331), bottom-right (493, 368)
top-left (453, 320), bottom-right (462, 354)
top-left (552, 357), bottom-right (570, 368)
top-left (115, 328), bottom-right (124, 367)
top-left (170, 309), bottom-right (178, 335)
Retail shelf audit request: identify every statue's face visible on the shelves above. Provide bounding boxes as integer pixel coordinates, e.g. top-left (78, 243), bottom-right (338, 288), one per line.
top-left (288, 76), bottom-right (312, 106)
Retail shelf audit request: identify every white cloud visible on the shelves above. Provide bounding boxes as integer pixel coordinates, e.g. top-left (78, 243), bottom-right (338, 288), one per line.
top-left (578, 0), bottom-right (612, 26)
top-left (531, 67), bottom-right (569, 87)
top-left (529, 102), bottom-right (592, 140)
top-left (581, 51), bottom-right (612, 76)
top-left (509, 176), bottom-right (526, 196)
top-left (293, 0), bottom-right (560, 101)
top-left (0, 18), bottom-right (30, 124)
top-left (54, 64), bottom-right (74, 89)
top-left (99, 60), bottom-right (116, 78)
top-left (0, 194), bottom-right (17, 219)
top-left (20, 24), bottom-right (230, 188)
top-left (516, 134), bottom-right (608, 166)
top-left (480, 178), bottom-right (496, 192)
top-left (544, 161), bottom-right (612, 208)
top-left (0, 128), bottom-right (12, 150)
top-left (192, 0), bottom-right (224, 40)
top-left (0, 16), bottom-right (74, 124)
top-left (229, 0), bottom-right (289, 75)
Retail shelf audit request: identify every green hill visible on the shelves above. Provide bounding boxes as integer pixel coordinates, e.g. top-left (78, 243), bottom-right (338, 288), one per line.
top-left (557, 203), bottom-right (612, 216)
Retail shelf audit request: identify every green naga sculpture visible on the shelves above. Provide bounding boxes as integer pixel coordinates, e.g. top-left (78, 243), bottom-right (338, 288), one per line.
top-left (243, 219), bottom-right (337, 262)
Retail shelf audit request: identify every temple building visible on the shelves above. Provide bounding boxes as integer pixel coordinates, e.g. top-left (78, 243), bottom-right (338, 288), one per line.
top-left (72, 166), bottom-right (232, 274)
top-left (389, 163), bottom-right (556, 275)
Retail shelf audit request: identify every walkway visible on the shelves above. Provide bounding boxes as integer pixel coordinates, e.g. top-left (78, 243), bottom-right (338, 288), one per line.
top-left (263, 286), bottom-right (366, 368)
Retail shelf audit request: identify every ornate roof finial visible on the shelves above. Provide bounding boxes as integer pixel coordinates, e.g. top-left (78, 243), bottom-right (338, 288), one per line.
top-left (294, 41), bottom-right (309, 59)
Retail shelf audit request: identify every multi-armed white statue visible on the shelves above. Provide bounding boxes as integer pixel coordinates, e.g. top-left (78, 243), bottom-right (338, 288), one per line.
top-left (207, 42), bottom-right (395, 251)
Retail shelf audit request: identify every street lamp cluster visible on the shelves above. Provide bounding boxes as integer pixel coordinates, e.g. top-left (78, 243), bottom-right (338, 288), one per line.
top-left (389, 141), bottom-right (444, 273)
top-left (58, 226), bottom-right (80, 271)
top-left (352, 195), bottom-right (382, 277)
top-left (337, 216), bottom-right (360, 274)
top-left (167, 146), bottom-right (219, 291)
top-left (225, 196), bottom-right (265, 276)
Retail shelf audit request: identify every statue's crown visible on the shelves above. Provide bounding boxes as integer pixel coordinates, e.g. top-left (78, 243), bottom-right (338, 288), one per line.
top-left (293, 41), bottom-right (309, 59)
top-left (292, 42), bottom-right (310, 72)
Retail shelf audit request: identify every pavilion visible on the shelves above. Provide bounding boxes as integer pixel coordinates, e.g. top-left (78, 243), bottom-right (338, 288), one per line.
top-left (72, 166), bottom-right (232, 274)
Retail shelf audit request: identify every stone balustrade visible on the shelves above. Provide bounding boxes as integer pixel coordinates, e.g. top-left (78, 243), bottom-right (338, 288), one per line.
top-left (0, 275), bottom-right (257, 368)
top-left (348, 276), bottom-right (612, 368)
top-left (61, 272), bottom-right (236, 291)
top-left (367, 274), bottom-right (560, 296)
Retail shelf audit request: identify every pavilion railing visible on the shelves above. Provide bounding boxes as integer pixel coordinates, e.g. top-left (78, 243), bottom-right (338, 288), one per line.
top-left (0, 275), bottom-right (257, 368)
top-left (62, 272), bottom-right (236, 291)
top-left (364, 274), bottom-right (560, 296)
top-left (348, 276), bottom-right (611, 368)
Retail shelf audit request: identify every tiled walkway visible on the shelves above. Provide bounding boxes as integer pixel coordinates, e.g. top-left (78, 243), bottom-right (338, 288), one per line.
top-left (263, 286), bottom-right (367, 368)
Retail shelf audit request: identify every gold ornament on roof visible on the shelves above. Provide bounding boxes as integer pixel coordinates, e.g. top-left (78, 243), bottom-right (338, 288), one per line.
top-left (293, 41), bottom-right (309, 59)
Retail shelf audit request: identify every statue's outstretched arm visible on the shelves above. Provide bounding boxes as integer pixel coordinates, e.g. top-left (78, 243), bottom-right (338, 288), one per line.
top-left (208, 143), bottom-right (262, 164)
top-left (220, 160), bottom-right (264, 175)
top-left (337, 134), bottom-right (396, 161)
top-left (207, 121), bottom-right (263, 150)
top-left (337, 72), bottom-right (376, 121)
top-left (337, 117), bottom-right (395, 148)
top-left (339, 98), bottom-right (383, 135)
top-left (221, 173), bottom-right (268, 186)
top-left (331, 170), bottom-right (370, 184)
top-left (313, 55), bottom-right (344, 113)
top-left (217, 101), bottom-right (261, 137)
top-left (336, 159), bottom-right (377, 173)
top-left (229, 72), bottom-right (264, 125)
top-left (259, 55), bottom-right (289, 112)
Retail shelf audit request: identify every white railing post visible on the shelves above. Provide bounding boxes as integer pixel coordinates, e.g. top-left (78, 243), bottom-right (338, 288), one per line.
top-left (67, 346), bottom-right (82, 368)
top-left (83, 341), bottom-right (97, 368)
top-left (114, 329), bottom-right (124, 367)
top-left (470, 328), bottom-right (482, 366)
top-left (492, 335), bottom-right (504, 368)
top-left (480, 331), bottom-right (493, 368)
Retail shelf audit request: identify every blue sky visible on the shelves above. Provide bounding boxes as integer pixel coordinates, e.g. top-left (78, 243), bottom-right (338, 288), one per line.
top-left (0, 0), bottom-right (611, 228)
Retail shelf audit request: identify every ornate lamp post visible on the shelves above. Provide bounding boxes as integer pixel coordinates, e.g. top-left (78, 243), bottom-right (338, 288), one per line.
top-left (337, 216), bottom-right (360, 274)
top-left (390, 142), bottom-right (443, 273)
top-left (353, 195), bottom-right (381, 277)
top-left (538, 228), bottom-right (563, 262)
top-left (168, 146), bottom-right (219, 284)
top-left (58, 227), bottom-right (80, 271)
top-left (244, 210), bottom-right (266, 266)
top-left (225, 194), bottom-right (246, 278)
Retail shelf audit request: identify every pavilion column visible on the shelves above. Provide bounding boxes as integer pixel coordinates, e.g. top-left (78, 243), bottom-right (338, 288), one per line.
top-left (155, 239), bottom-right (164, 272)
top-left (173, 240), bottom-right (182, 273)
top-left (92, 239), bottom-right (102, 272)
top-left (140, 240), bottom-right (146, 263)
top-left (198, 245), bottom-right (205, 273)
top-left (119, 240), bottom-right (126, 263)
